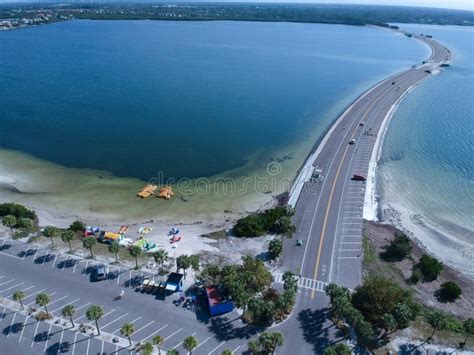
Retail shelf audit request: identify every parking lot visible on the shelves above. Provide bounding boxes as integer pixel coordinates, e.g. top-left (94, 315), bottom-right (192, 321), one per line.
top-left (0, 237), bottom-right (252, 354)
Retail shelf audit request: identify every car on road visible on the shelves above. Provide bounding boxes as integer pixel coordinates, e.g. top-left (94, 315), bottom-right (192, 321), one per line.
top-left (349, 139), bottom-right (356, 145)
top-left (351, 174), bottom-right (367, 181)
top-left (93, 264), bottom-right (107, 281)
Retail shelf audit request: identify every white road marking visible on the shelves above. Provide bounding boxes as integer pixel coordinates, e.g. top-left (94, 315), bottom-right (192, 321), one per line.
top-left (47, 294), bottom-right (69, 307)
top-left (73, 259), bottom-right (78, 274)
top-left (0, 279), bottom-right (15, 286)
top-left (19, 315), bottom-right (29, 342)
top-left (31, 320), bottom-right (40, 347)
top-left (117, 268), bottom-right (121, 285)
top-left (6, 311), bottom-right (17, 337)
top-left (6, 285), bottom-right (35, 299)
top-left (72, 332), bottom-right (78, 355)
top-left (27, 292), bottom-right (57, 306)
top-left (0, 282), bottom-right (25, 294)
top-left (43, 322), bottom-right (53, 352)
top-left (172, 331), bottom-right (196, 349)
top-left (133, 320), bottom-right (155, 335)
top-left (86, 335), bottom-right (91, 355)
top-left (190, 336), bottom-right (211, 354)
top-left (112, 316), bottom-right (141, 334)
top-left (232, 345), bottom-right (242, 354)
top-left (23, 288), bottom-right (47, 300)
top-left (32, 248), bottom-right (41, 262)
top-left (0, 251), bottom-right (22, 259)
top-left (101, 313), bottom-right (129, 329)
top-left (51, 298), bottom-right (81, 314)
top-left (142, 324), bottom-right (169, 341)
top-left (164, 328), bottom-right (182, 341)
top-left (58, 328), bottom-right (65, 354)
top-left (23, 245), bottom-right (31, 259)
top-left (208, 341), bottom-right (226, 354)
top-left (101, 340), bottom-right (104, 354)
top-left (62, 256), bottom-right (69, 270)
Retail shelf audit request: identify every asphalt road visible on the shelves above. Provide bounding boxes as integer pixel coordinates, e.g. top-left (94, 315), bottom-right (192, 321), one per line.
top-left (0, 237), bottom-right (253, 355)
top-left (275, 34), bottom-right (452, 354)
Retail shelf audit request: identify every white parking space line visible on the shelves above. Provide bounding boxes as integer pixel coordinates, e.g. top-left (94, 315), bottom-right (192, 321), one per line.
top-left (51, 253), bottom-right (59, 268)
top-left (31, 320), bottom-right (40, 347)
top-left (0, 279), bottom-right (15, 286)
top-left (142, 324), bottom-right (169, 341)
top-left (83, 308), bottom-right (116, 324)
top-left (208, 341), bottom-right (226, 354)
top-left (101, 313), bottom-right (129, 329)
top-left (62, 255), bottom-right (69, 270)
top-left (112, 316), bottom-right (142, 334)
top-left (133, 320), bottom-right (155, 335)
top-left (72, 332), bottom-right (78, 355)
top-left (43, 322), bottom-right (53, 352)
top-left (172, 331), bottom-right (196, 349)
top-left (22, 245), bottom-right (31, 259)
top-left (75, 302), bottom-right (92, 312)
top-left (101, 340), bottom-right (104, 354)
top-left (0, 282), bottom-right (25, 294)
top-left (19, 315), bottom-right (29, 342)
top-left (58, 328), bottom-right (65, 351)
top-left (51, 298), bottom-right (81, 314)
top-left (6, 311), bottom-right (17, 337)
top-left (164, 328), bottom-right (182, 341)
top-left (6, 285), bottom-right (35, 299)
top-left (0, 276), bottom-right (5, 279)
top-left (32, 248), bottom-right (41, 262)
top-left (27, 292), bottom-right (57, 306)
top-left (23, 288), bottom-right (47, 300)
top-left (232, 345), bottom-right (242, 354)
top-left (191, 336), bottom-right (210, 353)
top-left (86, 335), bottom-right (91, 355)
top-left (0, 250), bottom-right (22, 259)
top-left (47, 294), bottom-right (69, 307)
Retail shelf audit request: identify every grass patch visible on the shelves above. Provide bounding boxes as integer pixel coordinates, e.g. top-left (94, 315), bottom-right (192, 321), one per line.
top-left (362, 232), bottom-right (376, 265)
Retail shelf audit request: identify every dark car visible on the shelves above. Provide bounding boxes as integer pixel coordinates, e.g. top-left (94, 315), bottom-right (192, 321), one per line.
top-left (93, 265), bottom-right (107, 281)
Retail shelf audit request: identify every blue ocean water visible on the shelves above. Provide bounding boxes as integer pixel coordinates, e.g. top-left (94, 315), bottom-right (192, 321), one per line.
top-left (379, 24), bottom-right (474, 272)
top-left (0, 20), bottom-right (427, 181)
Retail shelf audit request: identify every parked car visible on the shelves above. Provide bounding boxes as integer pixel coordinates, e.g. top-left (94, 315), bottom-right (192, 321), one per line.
top-left (93, 265), bottom-right (107, 281)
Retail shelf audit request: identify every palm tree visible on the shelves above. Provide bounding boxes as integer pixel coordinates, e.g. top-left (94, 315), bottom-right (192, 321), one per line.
top-left (61, 229), bottom-right (75, 253)
top-left (183, 336), bottom-right (198, 355)
top-left (153, 249), bottom-right (169, 269)
top-left (120, 322), bottom-right (135, 346)
top-left (62, 304), bottom-right (76, 328)
top-left (86, 305), bottom-right (104, 335)
top-left (167, 350), bottom-right (179, 355)
top-left (129, 245), bottom-right (142, 269)
top-left (152, 334), bottom-right (164, 354)
top-left (108, 241), bottom-right (120, 263)
top-left (141, 342), bottom-right (153, 355)
top-left (83, 237), bottom-right (97, 259)
top-left (176, 255), bottom-right (191, 279)
top-left (221, 350), bottom-right (233, 355)
top-left (2, 215), bottom-right (16, 233)
top-left (13, 290), bottom-right (25, 310)
top-left (259, 331), bottom-right (284, 355)
top-left (43, 226), bottom-right (59, 248)
top-left (36, 292), bottom-right (51, 317)
top-left (427, 311), bottom-right (449, 341)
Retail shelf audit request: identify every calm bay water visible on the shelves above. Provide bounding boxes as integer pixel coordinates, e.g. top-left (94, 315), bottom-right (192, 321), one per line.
top-left (0, 20), bottom-right (427, 181)
top-left (379, 24), bottom-right (474, 274)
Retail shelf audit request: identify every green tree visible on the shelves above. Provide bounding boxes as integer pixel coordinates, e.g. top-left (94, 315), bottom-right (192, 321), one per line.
top-left (189, 255), bottom-right (200, 272)
top-left (129, 245), bottom-right (142, 269)
top-left (121, 322), bottom-right (135, 346)
top-left (167, 349), bottom-right (179, 355)
top-left (0, 202), bottom-right (36, 220)
top-left (36, 292), bottom-right (51, 317)
top-left (325, 283), bottom-right (352, 325)
top-left (183, 336), bottom-right (198, 354)
top-left (108, 241), bottom-right (120, 263)
top-left (69, 220), bottom-right (85, 232)
top-left (282, 271), bottom-right (297, 294)
top-left (268, 238), bottom-right (283, 260)
top-left (427, 310), bottom-right (449, 340)
top-left (13, 290), bottom-right (25, 310)
top-left (2, 215), bottom-right (16, 233)
top-left (437, 281), bottom-right (462, 302)
top-left (461, 318), bottom-right (474, 348)
top-left (381, 234), bottom-right (412, 261)
top-left (141, 342), bottom-right (153, 355)
top-left (417, 254), bottom-right (443, 281)
top-left (324, 343), bottom-right (352, 355)
top-left (248, 332), bottom-right (284, 355)
top-left (152, 334), bottom-right (164, 354)
top-left (43, 226), bottom-right (59, 247)
top-left (83, 237), bottom-right (96, 258)
top-left (200, 264), bottom-right (221, 285)
top-left (272, 215), bottom-right (295, 236)
top-left (221, 350), bottom-right (233, 355)
top-left (61, 229), bottom-right (75, 253)
top-left (176, 255), bottom-right (192, 279)
top-left (86, 305), bottom-right (104, 335)
top-left (16, 217), bottom-right (34, 230)
top-left (152, 249), bottom-right (169, 269)
top-left (62, 304), bottom-right (76, 328)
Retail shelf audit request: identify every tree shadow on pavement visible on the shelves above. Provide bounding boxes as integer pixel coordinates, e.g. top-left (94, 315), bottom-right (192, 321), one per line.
top-left (2, 322), bottom-right (23, 336)
top-left (297, 307), bottom-right (333, 353)
top-left (46, 341), bottom-right (71, 354)
top-left (203, 314), bottom-right (262, 342)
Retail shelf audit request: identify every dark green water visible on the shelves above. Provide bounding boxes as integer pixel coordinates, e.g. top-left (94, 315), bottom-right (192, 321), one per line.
top-left (0, 20), bottom-right (427, 181)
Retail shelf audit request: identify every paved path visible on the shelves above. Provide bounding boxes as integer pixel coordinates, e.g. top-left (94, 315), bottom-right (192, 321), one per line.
top-left (276, 33), bottom-right (452, 354)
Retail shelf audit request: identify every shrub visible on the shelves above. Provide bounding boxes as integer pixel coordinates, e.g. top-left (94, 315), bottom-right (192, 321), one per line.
top-left (69, 220), bottom-right (85, 232)
top-left (417, 254), bottom-right (443, 281)
top-left (0, 203), bottom-right (36, 220)
top-left (35, 311), bottom-right (52, 321)
top-left (410, 269), bottom-right (423, 284)
top-left (233, 207), bottom-right (294, 238)
top-left (268, 238), bottom-right (283, 260)
top-left (437, 281), bottom-right (462, 302)
top-left (380, 234), bottom-right (411, 261)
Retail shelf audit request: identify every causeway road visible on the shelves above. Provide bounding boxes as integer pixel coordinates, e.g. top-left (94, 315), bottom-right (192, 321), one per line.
top-left (276, 33), bottom-right (452, 354)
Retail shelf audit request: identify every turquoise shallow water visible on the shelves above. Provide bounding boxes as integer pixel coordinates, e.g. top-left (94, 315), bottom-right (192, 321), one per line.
top-left (0, 20), bottom-right (427, 181)
top-left (379, 24), bottom-right (474, 272)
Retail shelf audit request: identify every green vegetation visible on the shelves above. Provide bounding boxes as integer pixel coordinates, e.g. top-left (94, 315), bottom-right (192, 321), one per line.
top-left (86, 305), bottom-right (104, 335)
top-left (43, 226), bottom-right (60, 247)
top-left (462, 319), bottom-right (474, 349)
top-left (36, 292), bottom-right (51, 317)
top-left (62, 304), bottom-right (76, 328)
top-left (152, 249), bottom-right (169, 271)
top-left (129, 245), bottom-right (142, 269)
top-left (121, 322), bottom-right (135, 346)
top-left (410, 269), bottom-right (423, 284)
top-left (221, 350), bottom-right (233, 355)
top-left (109, 241), bottom-right (120, 263)
top-left (324, 343), bottom-right (352, 355)
top-left (183, 336), bottom-right (198, 354)
top-left (417, 254), bottom-right (443, 281)
top-left (437, 281), bottom-right (462, 302)
top-left (83, 237), bottom-right (97, 258)
top-left (326, 276), bottom-right (419, 350)
top-left (248, 331), bottom-right (284, 355)
top-left (0, 202), bottom-right (36, 220)
top-left (152, 334), bottom-right (164, 353)
top-left (2, 215), bottom-right (16, 233)
top-left (13, 290), bottom-right (25, 310)
top-left (140, 342), bottom-right (153, 355)
top-left (234, 206), bottom-right (295, 238)
top-left (362, 232), bottom-right (376, 265)
top-left (380, 233), bottom-right (411, 262)
top-left (176, 254), bottom-right (199, 279)
top-left (69, 220), bottom-right (85, 232)
top-left (61, 229), bottom-right (75, 253)
top-left (268, 238), bottom-right (283, 260)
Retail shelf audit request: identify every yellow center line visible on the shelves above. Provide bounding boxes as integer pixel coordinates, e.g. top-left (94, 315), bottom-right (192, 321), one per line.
top-left (310, 87), bottom-right (391, 299)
